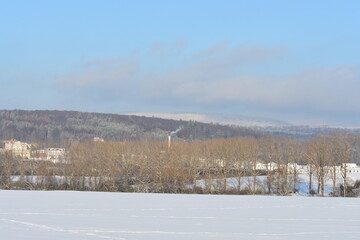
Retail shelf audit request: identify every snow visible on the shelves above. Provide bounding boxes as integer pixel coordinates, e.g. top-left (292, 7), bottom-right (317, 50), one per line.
top-left (127, 112), bottom-right (286, 127)
top-left (195, 173), bottom-right (360, 196)
top-left (1, 190), bottom-right (360, 240)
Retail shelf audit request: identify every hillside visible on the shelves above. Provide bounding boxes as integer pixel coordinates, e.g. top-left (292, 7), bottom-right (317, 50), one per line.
top-left (128, 112), bottom-right (359, 138)
top-left (0, 110), bottom-right (263, 143)
top-left (127, 112), bottom-right (288, 127)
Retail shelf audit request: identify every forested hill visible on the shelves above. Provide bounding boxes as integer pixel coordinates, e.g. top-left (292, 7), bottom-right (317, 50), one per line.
top-left (0, 110), bottom-right (263, 143)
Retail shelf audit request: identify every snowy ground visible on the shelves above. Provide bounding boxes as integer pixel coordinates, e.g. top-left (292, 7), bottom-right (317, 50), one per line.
top-left (1, 190), bottom-right (360, 240)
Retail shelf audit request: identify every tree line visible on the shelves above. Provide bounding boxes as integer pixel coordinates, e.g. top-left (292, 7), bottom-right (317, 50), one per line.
top-left (1, 133), bottom-right (360, 197)
top-left (0, 110), bottom-right (262, 143)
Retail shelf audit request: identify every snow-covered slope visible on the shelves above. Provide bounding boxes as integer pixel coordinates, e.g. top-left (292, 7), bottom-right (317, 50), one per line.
top-left (126, 113), bottom-right (360, 137)
top-left (127, 112), bottom-right (288, 127)
top-left (1, 190), bottom-right (360, 240)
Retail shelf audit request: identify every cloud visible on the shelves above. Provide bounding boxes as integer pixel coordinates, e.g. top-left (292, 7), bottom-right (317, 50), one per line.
top-left (192, 43), bottom-right (288, 64)
top-left (148, 39), bottom-right (187, 57)
top-left (54, 44), bottom-right (291, 104)
top-left (56, 59), bottom-right (139, 87)
top-left (52, 41), bottom-right (360, 124)
top-left (192, 41), bottom-right (228, 59)
top-left (161, 65), bottom-right (360, 112)
top-left (144, 44), bottom-right (289, 99)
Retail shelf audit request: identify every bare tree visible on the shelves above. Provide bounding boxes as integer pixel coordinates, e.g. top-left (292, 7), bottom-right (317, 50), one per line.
top-left (333, 134), bottom-right (353, 197)
top-left (0, 152), bottom-right (14, 188)
top-left (306, 136), bottom-right (330, 196)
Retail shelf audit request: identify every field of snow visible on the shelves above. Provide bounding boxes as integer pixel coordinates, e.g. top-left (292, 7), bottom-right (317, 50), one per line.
top-left (1, 190), bottom-right (360, 240)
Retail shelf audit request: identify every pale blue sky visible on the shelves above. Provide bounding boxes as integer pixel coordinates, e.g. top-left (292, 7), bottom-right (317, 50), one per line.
top-left (1, 1), bottom-right (360, 125)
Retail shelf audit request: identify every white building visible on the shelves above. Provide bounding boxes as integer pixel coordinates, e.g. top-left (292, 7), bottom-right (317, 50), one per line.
top-left (46, 148), bottom-right (66, 162)
top-left (93, 137), bottom-right (105, 142)
top-left (36, 148), bottom-right (66, 163)
top-left (3, 140), bottom-right (31, 158)
top-left (253, 162), bottom-right (360, 174)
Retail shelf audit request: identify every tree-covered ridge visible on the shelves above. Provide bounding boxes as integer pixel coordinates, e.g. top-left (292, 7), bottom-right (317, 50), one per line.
top-left (0, 110), bottom-right (263, 143)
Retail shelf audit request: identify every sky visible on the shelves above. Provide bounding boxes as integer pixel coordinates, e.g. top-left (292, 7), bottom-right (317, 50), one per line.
top-left (1, 0), bottom-right (360, 126)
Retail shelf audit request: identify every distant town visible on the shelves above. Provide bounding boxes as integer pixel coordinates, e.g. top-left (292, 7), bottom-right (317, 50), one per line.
top-left (0, 137), bottom-right (105, 164)
top-left (1, 111), bottom-right (360, 197)
top-left (1, 137), bottom-right (360, 175)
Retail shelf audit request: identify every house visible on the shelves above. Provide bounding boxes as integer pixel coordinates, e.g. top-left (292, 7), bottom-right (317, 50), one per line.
top-left (341, 163), bottom-right (360, 173)
top-left (3, 140), bottom-right (31, 158)
top-left (36, 148), bottom-right (66, 163)
top-left (46, 148), bottom-right (66, 163)
top-left (93, 137), bottom-right (105, 142)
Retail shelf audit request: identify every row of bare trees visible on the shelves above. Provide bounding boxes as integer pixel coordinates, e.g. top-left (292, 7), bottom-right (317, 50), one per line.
top-left (1, 133), bottom-right (359, 196)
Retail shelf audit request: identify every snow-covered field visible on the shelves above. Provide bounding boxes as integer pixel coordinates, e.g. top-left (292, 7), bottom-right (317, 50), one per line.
top-left (1, 190), bottom-right (360, 240)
